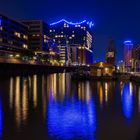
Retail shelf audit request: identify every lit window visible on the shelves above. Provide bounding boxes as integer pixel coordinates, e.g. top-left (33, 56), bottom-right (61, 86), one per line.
top-left (0, 26), bottom-right (3, 31)
top-left (50, 30), bottom-right (52, 32)
top-left (23, 44), bottom-right (28, 49)
top-left (55, 35), bottom-right (58, 38)
top-left (23, 35), bottom-right (28, 40)
top-left (72, 35), bottom-right (75, 37)
top-left (14, 32), bottom-right (21, 38)
top-left (44, 39), bottom-right (47, 43)
top-left (44, 35), bottom-right (47, 39)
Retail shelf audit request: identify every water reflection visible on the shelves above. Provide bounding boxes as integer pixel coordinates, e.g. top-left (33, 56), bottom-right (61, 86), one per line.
top-left (122, 83), bottom-right (134, 120)
top-left (45, 75), bottom-right (96, 140)
top-left (4, 73), bottom-right (140, 140)
top-left (0, 96), bottom-right (3, 139)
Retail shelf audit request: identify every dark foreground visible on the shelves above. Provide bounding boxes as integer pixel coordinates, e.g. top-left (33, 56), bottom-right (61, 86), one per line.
top-left (0, 73), bottom-right (140, 140)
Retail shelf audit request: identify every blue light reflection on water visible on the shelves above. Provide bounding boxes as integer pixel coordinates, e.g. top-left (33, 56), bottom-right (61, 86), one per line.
top-left (47, 98), bottom-right (96, 140)
top-left (122, 83), bottom-right (133, 120)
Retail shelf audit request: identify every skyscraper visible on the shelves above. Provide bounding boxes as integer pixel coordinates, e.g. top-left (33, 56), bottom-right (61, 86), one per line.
top-left (124, 40), bottom-right (133, 71)
top-left (49, 19), bottom-right (94, 65)
top-left (106, 39), bottom-right (116, 65)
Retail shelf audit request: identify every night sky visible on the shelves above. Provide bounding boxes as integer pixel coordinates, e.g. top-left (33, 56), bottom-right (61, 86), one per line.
top-left (1, 0), bottom-right (140, 62)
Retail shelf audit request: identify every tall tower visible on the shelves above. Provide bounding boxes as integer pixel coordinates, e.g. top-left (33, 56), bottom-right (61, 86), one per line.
top-left (124, 40), bottom-right (133, 71)
top-left (106, 39), bottom-right (116, 65)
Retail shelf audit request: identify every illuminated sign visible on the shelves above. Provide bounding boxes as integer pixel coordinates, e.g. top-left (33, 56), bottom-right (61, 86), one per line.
top-left (50, 19), bottom-right (94, 28)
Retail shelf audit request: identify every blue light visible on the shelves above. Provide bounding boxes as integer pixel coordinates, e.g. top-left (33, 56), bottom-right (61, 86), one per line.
top-left (47, 99), bottom-right (96, 140)
top-left (50, 19), bottom-right (94, 28)
top-left (122, 83), bottom-right (133, 120)
top-left (0, 19), bottom-right (1, 26)
top-left (124, 40), bottom-right (133, 44)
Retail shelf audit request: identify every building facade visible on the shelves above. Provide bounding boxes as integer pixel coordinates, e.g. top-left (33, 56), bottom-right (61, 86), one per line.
top-left (124, 41), bottom-right (133, 72)
top-left (22, 20), bottom-right (50, 51)
top-left (106, 39), bottom-right (116, 65)
top-left (0, 14), bottom-right (29, 53)
top-left (49, 19), bottom-right (94, 65)
top-left (132, 45), bottom-right (140, 72)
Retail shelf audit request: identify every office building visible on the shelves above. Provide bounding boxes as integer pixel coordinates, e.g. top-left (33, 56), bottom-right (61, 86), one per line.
top-left (0, 14), bottom-right (30, 57)
top-left (124, 40), bottom-right (133, 72)
top-left (49, 19), bottom-right (94, 65)
top-left (22, 20), bottom-right (50, 51)
top-left (132, 45), bottom-right (140, 71)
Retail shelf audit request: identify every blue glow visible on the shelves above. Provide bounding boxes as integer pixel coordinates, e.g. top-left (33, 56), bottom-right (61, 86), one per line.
top-left (0, 19), bottom-right (1, 26)
top-left (124, 40), bottom-right (133, 45)
top-left (122, 83), bottom-right (133, 120)
top-left (50, 19), bottom-right (94, 28)
top-left (47, 99), bottom-right (96, 140)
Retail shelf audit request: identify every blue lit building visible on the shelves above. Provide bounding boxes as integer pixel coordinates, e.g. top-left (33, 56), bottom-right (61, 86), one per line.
top-left (49, 19), bottom-right (94, 65)
top-left (124, 40), bottom-right (134, 72)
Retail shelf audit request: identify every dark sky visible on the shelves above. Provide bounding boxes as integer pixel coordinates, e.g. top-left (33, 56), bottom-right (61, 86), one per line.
top-left (1, 0), bottom-right (140, 62)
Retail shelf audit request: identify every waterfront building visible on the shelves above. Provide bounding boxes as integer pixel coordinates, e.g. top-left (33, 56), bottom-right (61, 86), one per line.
top-left (0, 14), bottom-right (32, 58)
top-left (90, 62), bottom-right (115, 76)
top-left (132, 45), bottom-right (140, 71)
top-left (106, 39), bottom-right (116, 65)
top-left (124, 41), bottom-right (133, 72)
top-left (22, 20), bottom-right (50, 51)
top-left (49, 19), bottom-right (94, 65)
top-left (22, 20), bottom-right (60, 64)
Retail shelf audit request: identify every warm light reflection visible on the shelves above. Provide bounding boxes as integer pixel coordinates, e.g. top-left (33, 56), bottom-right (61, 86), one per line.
top-left (22, 79), bottom-right (28, 123)
top-left (9, 77), bottom-right (14, 109)
top-left (33, 75), bottom-right (37, 108)
top-left (15, 76), bottom-right (21, 127)
top-left (98, 82), bottom-right (103, 107)
top-left (105, 82), bottom-right (108, 103)
top-left (138, 87), bottom-right (140, 113)
top-left (122, 83), bottom-right (133, 119)
top-left (42, 75), bottom-right (47, 119)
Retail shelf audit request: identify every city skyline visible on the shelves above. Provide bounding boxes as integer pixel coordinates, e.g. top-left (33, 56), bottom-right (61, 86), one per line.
top-left (1, 0), bottom-right (140, 62)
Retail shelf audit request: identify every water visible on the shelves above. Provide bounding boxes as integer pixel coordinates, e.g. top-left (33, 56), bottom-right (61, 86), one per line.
top-left (0, 73), bottom-right (140, 140)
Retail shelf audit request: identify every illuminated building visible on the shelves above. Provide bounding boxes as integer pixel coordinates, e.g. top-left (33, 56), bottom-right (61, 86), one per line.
top-left (22, 20), bottom-right (60, 64)
top-left (90, 62), bottom-right (115, 76)
top-left (22, 20), bottom-right (50, 51)
top-left (124, 40), bottom-right (133, 72)
top-left (0, 14), bottom-right (30, 57)
top-left (106, 39), bottom-right (116, 65)
top-left (132, 45), bottom-right (140, 72)
top-left (49, 19), bottom-right (94, 65)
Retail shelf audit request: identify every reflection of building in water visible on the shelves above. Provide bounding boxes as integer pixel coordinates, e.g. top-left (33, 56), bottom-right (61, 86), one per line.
top-left (98, 82), bottom-right (103, 107)
top-left (138, 87), bottom-right (140, 113)
top-left (9, 76), bottom-right (32, 128)
top-left (122, 83), bottom-right (133, 119)
top-left (96, 82), bottom-right (113, 107)
top-left (0, 96), bottom-right (3, 138)
top-left (15, 77), bottom-right (21, 127)
top-left (78, 82), bottom-right (91, 102)
top-left (47, 96), bottom-right (96, 140)
top-left (9, 77), bottom-right (14, 109)
top-left (33, 75), bottom-right (37, 108)
top-left (22, 79), bottom-right (28, 123)
top-left (47, 73), bottom-right (71, 102)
